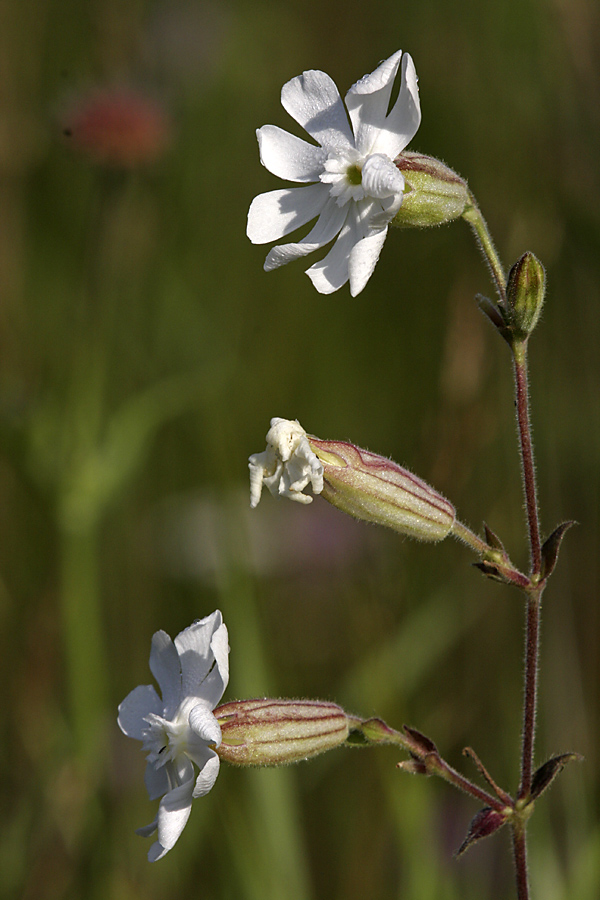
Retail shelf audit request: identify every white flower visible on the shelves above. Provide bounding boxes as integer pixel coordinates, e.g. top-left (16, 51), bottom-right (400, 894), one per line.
top-left (249, 417), bottom-right (323, 507)
top-left (246, 50), bottom-right (421, 296)
top-left (118, 610), bottom-right (229, 861)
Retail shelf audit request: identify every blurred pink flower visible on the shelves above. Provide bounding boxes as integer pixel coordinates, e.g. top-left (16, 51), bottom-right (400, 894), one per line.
top-left (62, 88), bottom-right (170, 167)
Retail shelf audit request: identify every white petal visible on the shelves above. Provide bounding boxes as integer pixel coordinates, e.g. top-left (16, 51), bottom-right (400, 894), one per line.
top-left (189, 704), bottom-right (222, 746)
top-left (149, 630), bottom-right (181, 717)
top-left (257, 125), bottom-right (326, 182)
top-left (249, 448), bottom-right (272, 508)
top-left (281, 70), bottom-right (354, 152)
top-left (371, 53), bottom-right (421, 159)
top-left (144, 760), bottom-right (170, 801)
top-left (192, 751), bottom-right (220, 799)
top-left (136, 818), bottom-right (158, 838)
top-left (306, 194), bottom-right (393, 295)
top-left (247, 184), bottom-right (329, 244)
top-left (118, 684), bottom-right (162, 739)
top-left (264, 200), bottom-right (347, 270)
top-left (202, 618), bottom-right (229, 707)
top-left (348, 227), bottom-right (389, 296)
top-left (345, 50), bottom-right (403, 156)
top-left (148, 777), bottom-right (195, 861)
top-left (175, 611), bottom-right (229, 704)
top-left (361, 154), bottom-right (404, 199)
top-left (305, 218), bottom-right (358, 293)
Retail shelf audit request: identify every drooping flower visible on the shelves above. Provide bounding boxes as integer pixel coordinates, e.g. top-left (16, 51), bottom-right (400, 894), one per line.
top-left (246, 50), bottom-right (421, 295)
top-left (249, 418), bottom-right (456, 541)
top-left (249, 418), bottom-right (324, 508)
top-left (118, 610), bottom-right (229, 861)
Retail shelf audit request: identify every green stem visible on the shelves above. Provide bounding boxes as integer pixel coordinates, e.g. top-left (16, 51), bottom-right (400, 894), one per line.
top-left (451, 519), bottom-right (494, 556)
top-left (462, 195), bottom-right (507, 304)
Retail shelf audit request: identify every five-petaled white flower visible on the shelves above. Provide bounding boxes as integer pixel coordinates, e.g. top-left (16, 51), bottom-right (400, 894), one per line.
top-left (249, 417), bottom-right (324, 507)
top-left (247, 50), bottom-right (421, 296)
top-left (118, 610), bottom-right (229, 861)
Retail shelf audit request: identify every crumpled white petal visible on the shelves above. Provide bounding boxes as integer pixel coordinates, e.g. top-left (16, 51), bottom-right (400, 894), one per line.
top-left (361, 154), bottom-right (405, 200)
top-left (247, 50), bottom-right (421, 294)
top-left (189, 704), bottom-right (222, 747)
top-left (249, 418), bottom-right (324, 507)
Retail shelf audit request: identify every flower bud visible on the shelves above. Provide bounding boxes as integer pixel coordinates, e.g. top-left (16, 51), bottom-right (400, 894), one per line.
top-left (215, 699), bottom-right (350, 766)
top-left (392, 152), bottom-right (470, 228)
top-left (505, 252), bottom-right (546, 339)
top-left (308, 437), bottom-right (455, 542)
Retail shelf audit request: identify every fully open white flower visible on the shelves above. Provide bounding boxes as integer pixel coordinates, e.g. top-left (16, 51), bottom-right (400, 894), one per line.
top-left (118, 610), bottom-right (229, 861)
top-left (247, 50), bottom-right (421, 295)
top-left (249, 417), bottom-right (324, 507)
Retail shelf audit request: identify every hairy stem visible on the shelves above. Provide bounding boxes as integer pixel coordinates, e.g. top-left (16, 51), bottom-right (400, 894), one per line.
top-left (462, 196), bottom-right (507, 305)
top-left (513, 344), bottom-right (542, 574)
top-left (512, 824), bottom-right (530, 900)
top-left (519, 588), bottom-right (542, 798)
top-left (451, 519), bottom-right (494, 556)
top-left (355, 718), bottom-right (508, 812)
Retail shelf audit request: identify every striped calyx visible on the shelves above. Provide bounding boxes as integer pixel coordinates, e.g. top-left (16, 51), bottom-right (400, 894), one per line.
top-left (215, 699), bottom-right (350, 766)
top-left (309, 437), bottom-right (455, 541)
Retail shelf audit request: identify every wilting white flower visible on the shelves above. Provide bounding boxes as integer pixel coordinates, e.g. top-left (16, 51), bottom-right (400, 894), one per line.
top-left (247, 50), bottom-right (421, 295)
top-left (249, 417), bottom-right (323, 507)
top-left (118, 611), bottom-right (229, 861)
top-left (249, 417), bottom-right (456, 541)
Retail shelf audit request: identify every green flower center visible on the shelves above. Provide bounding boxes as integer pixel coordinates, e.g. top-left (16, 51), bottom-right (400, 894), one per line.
top-left (346, 164), bottom-right (362, 186)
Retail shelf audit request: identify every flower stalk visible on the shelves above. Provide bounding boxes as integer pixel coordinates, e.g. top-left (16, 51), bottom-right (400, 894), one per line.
top-left (462, 193), bottom-right (507, 305)
top-left (464, 193), bottom-right (558, 899)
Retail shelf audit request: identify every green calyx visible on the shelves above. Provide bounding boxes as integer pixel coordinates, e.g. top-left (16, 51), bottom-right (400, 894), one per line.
top-left (392, 151), bottom-right (470, 229)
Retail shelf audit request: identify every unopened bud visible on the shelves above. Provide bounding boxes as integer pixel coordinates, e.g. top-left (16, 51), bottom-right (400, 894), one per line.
top-left (309, 437), bottom-right (455, 542)
top-left (215, 699), bottom-right (350, 766)
top-left (505, 252), bottom-right (546, 339)
top-left (393, 152), bottom-right (470, 229)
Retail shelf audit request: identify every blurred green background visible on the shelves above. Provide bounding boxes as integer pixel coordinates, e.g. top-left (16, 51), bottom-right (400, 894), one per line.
top-left (1, 0), bottom-right (598, 898)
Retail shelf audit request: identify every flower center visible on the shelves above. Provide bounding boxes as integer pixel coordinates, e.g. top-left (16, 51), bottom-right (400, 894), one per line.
top-left (320, 149), bottom-right (366, 206)
top-left (142, 710), bottom-right (190, 765)
top-left (346, 164), bottom-right (362, 186)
